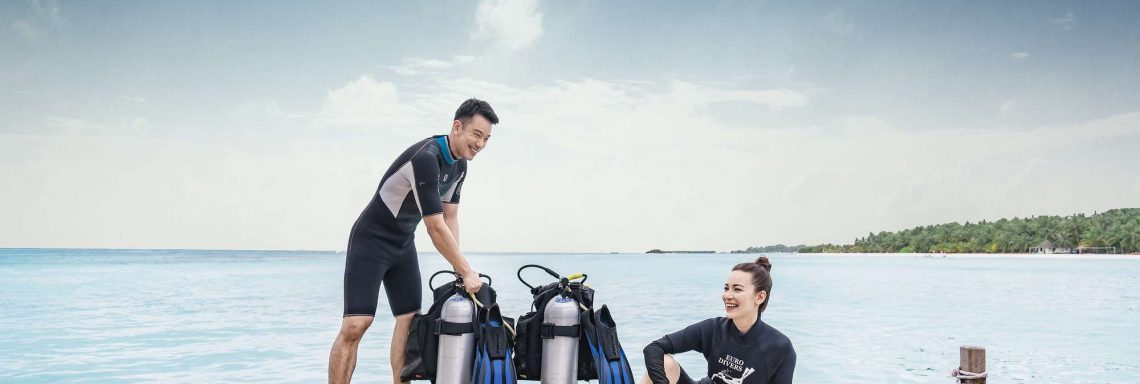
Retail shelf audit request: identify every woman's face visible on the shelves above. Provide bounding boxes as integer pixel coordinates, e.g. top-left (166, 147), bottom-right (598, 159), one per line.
top-left (723, 270), bottom-right (767, 320)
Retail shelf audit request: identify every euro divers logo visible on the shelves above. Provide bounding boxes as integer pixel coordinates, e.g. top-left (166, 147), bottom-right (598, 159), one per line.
top-left (442, 174), bottom-right (449, 182)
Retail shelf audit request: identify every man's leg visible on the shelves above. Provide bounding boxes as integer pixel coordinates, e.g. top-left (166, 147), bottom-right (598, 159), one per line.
top-left (383, 251), bottom-right (423, 383)
top-left (390, 311), bottom-right (418, 383)
top-left (329, 316), bottom-right (374, 384)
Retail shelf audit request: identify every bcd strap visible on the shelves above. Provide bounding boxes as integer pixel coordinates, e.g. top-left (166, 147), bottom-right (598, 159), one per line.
top-left (486, 326), bottom-right (508, 359)
top-left (539, 322), bottom-right (581, 339)
top-left (599, 327), bottom-right (621, 361)
top-left (433, 319), bottom-right (474, 335)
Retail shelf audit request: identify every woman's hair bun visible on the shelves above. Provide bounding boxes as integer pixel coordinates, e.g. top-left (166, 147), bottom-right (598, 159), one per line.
top-left (754, 256), bottom-right (772, 272)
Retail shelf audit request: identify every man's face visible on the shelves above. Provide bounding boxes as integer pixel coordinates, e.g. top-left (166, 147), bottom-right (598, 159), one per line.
top-left (451, 114), bottom-right (493, 160)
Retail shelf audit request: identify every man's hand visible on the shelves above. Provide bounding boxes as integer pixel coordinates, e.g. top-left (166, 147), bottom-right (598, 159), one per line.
top-left (461, 270), bottom-right (482, 294)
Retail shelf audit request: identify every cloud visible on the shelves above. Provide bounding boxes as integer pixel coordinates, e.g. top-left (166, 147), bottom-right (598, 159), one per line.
top-left (317, 75), bottom-right (399, 125)
top-left (1050, 11), bottom-right (1075, 31)
top-left (7, 74), bottom-right (1137, 252)
top-left (234, 100), bottom-right (310, 120)
top-left (391, 66), bottom-right (419, 76)
top-left (1000, 99), bottom-right (1017, 113)
top-left (28, 0), bottom-right (63, 19)
top-left (0, 134), bottom-right (374, 250)
top-left (839, 116), bottom-right (891, 132)
top-left (315, 75), bottom-right (432, 131)
top-left (43, 116), bottom-right (149, 136)
top-left (10, 0), bottom-right (65, 42)
top-left (308, 76), bottom-right (815, 250)
top-left (349, 77), bottom-right (1135, 251)
top-left (11, 20), bottom-right (39, 40)
top-left (472, 0), bottom-right (543, 51)
top-left (44, 117), bottom-right (107, 134)
top-left (701, 86), bottom-right (810, 110)
top-left (389, 55), bottom-right (481, 76)
top-left (825, 7), bottom-right (855, 35)
top-left (1010, 52), bottom-right (1029, 59)
top-left (117, 95), bottom-right (147, 103)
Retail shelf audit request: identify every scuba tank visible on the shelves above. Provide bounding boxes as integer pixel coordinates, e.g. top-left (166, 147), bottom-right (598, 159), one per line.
top-left (514, 264), bottom-right (596, 381)
top-left (400, 271), bottom-right (496, 382)
top-left (435, 293), bottom-right (476, 384)
top-left (540, 294), bottom-right (580, 383)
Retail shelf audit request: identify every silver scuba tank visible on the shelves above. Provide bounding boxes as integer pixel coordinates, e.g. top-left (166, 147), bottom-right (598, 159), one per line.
top-left (435, 293), bottom-right (476, 384)
top-left (540, 294), bottom-right (580, 384)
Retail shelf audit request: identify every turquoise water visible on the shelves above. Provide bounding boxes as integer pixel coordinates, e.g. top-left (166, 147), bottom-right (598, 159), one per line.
top-left (1, 249), bottom-right (1138, 383)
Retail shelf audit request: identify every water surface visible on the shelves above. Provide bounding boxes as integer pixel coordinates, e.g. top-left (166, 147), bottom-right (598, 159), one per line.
top-left (1, 249), bottom-right (1137, 383)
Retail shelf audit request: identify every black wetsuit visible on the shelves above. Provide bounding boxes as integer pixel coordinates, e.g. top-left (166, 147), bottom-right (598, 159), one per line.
top-left (343, 135), bottom-right (466, 317)
top-left (643, 317), bottom-right (796, 384)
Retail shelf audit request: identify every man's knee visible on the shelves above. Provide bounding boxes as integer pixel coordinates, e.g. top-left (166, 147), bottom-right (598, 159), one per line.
top-left (339, 316), bottom-right (374, 342)
top-left (393, 310), bottom-right (418, 327)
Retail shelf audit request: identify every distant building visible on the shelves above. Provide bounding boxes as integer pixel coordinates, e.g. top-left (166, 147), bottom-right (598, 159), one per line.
top-left (1030, 240), bottom-right (1072, 254)
top-left (1031, 240), bottom-right (1056, 254)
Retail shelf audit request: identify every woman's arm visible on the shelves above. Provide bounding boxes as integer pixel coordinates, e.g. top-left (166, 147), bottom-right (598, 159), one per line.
top-left (770, 343), bottom-right (796, 384)
top-left (642, 319), bottom-right (717, 384)
top-left (642, 338), bottom-right (672, 384)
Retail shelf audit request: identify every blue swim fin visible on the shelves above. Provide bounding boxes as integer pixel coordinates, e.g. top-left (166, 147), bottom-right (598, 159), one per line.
top-left (582, 305), bottom-right (635, 384)
top-left (471, 303), bottom-right (517, 384)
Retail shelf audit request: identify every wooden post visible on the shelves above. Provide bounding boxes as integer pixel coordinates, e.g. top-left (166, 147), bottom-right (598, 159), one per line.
top-left (959, 345), bottom-right (986, 384)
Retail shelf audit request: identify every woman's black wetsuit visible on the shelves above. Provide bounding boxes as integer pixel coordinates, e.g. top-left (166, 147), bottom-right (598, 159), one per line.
top-left (643, 316), bottom-right (795, 384)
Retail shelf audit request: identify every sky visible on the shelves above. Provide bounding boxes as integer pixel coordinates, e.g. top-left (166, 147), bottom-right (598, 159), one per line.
top-left (2, 0), bottom-right (1139, 252)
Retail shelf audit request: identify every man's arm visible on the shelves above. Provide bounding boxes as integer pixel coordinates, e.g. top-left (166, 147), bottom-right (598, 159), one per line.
top-left (407, 150), bottom-right (478, 293)
top-left (443, 203), bottom-right (459, 246)
top-left (423, 213), bottom-right (479, 293)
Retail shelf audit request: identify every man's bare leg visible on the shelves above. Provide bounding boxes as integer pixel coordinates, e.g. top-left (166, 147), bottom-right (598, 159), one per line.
top-left (329, 316), bottom-right (373, 384)
top-left (390, 311), bottom-right (417, 384)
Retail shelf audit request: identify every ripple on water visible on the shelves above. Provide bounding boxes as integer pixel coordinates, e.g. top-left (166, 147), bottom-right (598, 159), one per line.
top-left (1, 250), bottom-right (1138, 383)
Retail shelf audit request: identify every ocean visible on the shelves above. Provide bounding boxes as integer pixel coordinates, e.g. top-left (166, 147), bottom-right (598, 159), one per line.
top-left (1, 249), bottom-right (1137, 383)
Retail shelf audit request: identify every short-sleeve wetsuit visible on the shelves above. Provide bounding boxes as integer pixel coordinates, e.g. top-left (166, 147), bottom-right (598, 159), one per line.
top-left (343, 135), bottom-right (466, 317)
top-left (643, 317), bottom-right (796, 384)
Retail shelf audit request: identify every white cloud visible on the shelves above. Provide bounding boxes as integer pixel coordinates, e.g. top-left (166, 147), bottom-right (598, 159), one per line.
top-left (43, 116), bottom-right (149, 136)
top-left (705, 87), bottom-right (810, 110)
top-left (839, 116), bottom-right (891, 132)
top-left (315, 75), bottom-right (428, 129)
top-left (825, 7), bottom-right (855, 35)
top-left (44, 116), bottom-right (106, 134)
top-left (1050, 11), bottom-right (1075, 31)
top-left (234, 100), bottom-right (309, 120)
top-left (391, 66), bottom-right (420, 76)
top-left (472, 0), bottom-right (543, 51)
top-left (5, 75), bottom-right (1137, 252)
top-left (29, 0), bottom-right (63, 20)
top-left (0, 135), bottom-right (374, 250)
top-left (10, 0), bottom-right (65, 42)
top-left (1010, 52), bottom-right (1029, 59)
top-left (12, 20), bottom-right (39, 40)
top-left (389, 55), bottom-right (481, 76)
top-left (1000, 99), bottom-right (1017, 113)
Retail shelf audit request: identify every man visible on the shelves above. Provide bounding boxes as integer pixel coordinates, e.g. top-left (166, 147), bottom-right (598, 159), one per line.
top-left (329, 98), bottom-right (498, 383)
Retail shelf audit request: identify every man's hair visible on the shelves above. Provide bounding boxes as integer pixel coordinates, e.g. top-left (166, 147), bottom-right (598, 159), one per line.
top-left (453, 98), bottom-right (499, 125)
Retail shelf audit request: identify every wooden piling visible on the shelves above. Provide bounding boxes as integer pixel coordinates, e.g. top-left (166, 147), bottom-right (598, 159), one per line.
top-left (959, 345), bottom-right (986, 384)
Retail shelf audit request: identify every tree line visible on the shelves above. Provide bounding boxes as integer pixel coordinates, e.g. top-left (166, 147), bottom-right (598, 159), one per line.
top-left (794, 208), bottom-right (1140, 254)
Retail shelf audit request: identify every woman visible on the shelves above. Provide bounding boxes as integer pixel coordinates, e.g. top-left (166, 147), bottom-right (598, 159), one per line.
top-left (642, 257), bottom-right (795, 384)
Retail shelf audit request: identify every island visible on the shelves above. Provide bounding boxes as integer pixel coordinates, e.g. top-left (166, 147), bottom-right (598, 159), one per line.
top-left (736, 208), bottom-right (1139, 254)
